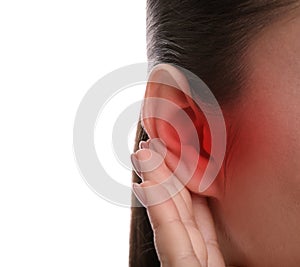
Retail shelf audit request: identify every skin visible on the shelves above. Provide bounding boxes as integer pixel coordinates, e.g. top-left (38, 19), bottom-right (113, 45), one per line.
top-left (131, 7), bottom-right (300, 267)
top-left (210, 8), bottom-right (300, 266)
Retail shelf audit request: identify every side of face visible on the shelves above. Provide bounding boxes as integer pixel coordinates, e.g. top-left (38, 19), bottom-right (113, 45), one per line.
top-left (210, 9), bottom-right (300, 267)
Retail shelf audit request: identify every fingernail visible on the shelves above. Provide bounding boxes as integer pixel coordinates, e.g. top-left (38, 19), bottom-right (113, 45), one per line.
top-left (139, 140), bottom-right (149, 149)
top-left (132, 183), bottom-right (147, 206)
top-left (130, 153), bottom-right (142, 177)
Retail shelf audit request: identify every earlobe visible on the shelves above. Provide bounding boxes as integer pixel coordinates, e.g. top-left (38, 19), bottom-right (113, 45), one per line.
top-left (140, 63), bottom-right (224, 198)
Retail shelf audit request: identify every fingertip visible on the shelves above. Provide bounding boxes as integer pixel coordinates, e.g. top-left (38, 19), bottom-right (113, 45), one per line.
top-left (138, 140), bottom-right (149, 149)
top-left (135, 148), bottom-right (152, 161)
top-left (130, 153), bottom-right (142, 177)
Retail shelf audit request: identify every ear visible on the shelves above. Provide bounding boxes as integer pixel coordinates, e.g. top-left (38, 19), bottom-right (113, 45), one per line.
top-left (141, 63), bottom-right (225, 198)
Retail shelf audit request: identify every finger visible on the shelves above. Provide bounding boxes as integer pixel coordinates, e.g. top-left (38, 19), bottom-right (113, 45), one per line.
top-left (143, 142), bottom-right (210, 265)
top-left (133, 181), bottom-right (202, 267)
top-left (145, 139), bottom-right (224, 266)
top-left (148, 138), bottom-right (207, 194)
top-left (133, 148), bottom-right (193, 219)
top-left (131, 147), bottom-right (184, 206)
top-left (192, 194), bottom-right (226, 267)
top-left (132, 148), bottom-right (208, 266)
top-left (138, 140), bottom-right (149, 149)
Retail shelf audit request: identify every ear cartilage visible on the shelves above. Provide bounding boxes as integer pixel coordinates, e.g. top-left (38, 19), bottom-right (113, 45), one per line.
top-left (149, 138), bottom-right (167, 159)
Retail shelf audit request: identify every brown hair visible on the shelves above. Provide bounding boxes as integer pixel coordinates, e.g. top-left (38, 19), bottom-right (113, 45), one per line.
top-left (129, 1), bottom-right (299, 266)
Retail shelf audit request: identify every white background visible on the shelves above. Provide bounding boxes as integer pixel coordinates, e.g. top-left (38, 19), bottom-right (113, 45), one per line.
top-left (0, 1), bottom-right (146, 266)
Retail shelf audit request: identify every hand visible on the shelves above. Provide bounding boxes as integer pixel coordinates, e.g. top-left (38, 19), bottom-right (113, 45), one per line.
top-left (131, 139), bottom-right (230, 267)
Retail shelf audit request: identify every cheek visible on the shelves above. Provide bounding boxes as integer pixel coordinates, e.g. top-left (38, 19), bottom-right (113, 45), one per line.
top-left (227, 81), bottom-right (300, 194)
top-left (218, 95), bottom-right (300, 261)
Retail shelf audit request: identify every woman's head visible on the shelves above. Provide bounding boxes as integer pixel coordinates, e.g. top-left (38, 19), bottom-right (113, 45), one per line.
top-left (146, 0), bottom-right (299, 106)
top-left (130, 1), bottom-right (300, 266)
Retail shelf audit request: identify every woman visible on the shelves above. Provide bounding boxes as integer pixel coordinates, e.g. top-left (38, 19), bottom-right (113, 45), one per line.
top-left (130, 1), bottom-right (300, 266)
